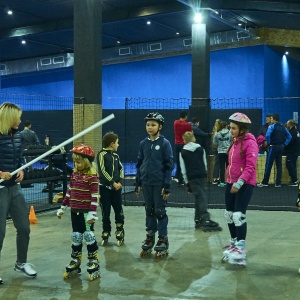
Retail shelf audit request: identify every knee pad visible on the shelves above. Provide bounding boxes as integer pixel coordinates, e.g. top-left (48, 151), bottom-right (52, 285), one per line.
top-left (155, 208), bottom-right (167, 221)
top-left (232, 211), bottom-right (246, 227)
top-left (145, 205), bottom-right (154, 217)
top-left (224, 210), bottom-right (234, 224)
top-left (83, 231), bottom-right (96, 245)
top-left (71, 232), bottom-right (83, 246)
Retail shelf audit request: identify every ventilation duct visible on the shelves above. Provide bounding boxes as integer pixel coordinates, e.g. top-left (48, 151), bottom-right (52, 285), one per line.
top-left (1, 29), bottom-right (258, 76)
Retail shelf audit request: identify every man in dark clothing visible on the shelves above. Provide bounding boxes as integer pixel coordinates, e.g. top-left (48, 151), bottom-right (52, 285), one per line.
top-left (20, 120), bottom-right (40, 149)
top-left (284, 119), bottom-right (299, 186)
top-left (257, 114), bottom-right (272, 137)
top-left (190, 117), bottom-right (211, 153)
top-left (257, 114), bottom-right (292, 187)
top-left (257, 114), bottom-right (272, 154)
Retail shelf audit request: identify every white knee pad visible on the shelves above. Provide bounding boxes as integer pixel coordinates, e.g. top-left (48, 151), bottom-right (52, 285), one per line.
top-left (232, 211), bottom-right (246, 227)
top-left (83, 231), bottom-right (96, 245)
top-left (71, 232), bottom-right (83, 246)
top-left (224, 210), bottom-right (234, 224)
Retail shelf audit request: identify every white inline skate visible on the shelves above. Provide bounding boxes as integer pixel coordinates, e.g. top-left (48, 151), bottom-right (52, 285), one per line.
top-left (227, 240), bottom-right (247, 266)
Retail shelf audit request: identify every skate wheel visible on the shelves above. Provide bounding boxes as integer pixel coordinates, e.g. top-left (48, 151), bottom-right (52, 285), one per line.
top-left (154, 250), bottom-right (169, 258)
top-left (140, 249), bottom-right (151, 257)
top-left (221, 256), bottom-right (228, 263)
top-left (117, 239), bottom-right (124, 247)
top-left (88, 272), bottom-right (101, 281)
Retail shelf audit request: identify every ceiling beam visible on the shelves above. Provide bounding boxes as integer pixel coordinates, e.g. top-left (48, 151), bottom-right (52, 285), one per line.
top-left (0, 2), bottom-right (188, 40)
top-left (201, 0), bottom-right (300, 13)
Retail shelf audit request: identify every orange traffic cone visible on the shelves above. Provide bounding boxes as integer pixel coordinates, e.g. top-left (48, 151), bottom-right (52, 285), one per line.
top-left (29, 205), bottom-right (38, 224)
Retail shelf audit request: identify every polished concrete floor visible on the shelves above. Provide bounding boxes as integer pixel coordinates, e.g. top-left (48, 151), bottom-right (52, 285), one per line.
top-left (0, 206), bottom-right (300, 300)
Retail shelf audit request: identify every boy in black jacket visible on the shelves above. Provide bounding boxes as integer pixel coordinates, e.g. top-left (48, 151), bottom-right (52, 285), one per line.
top-left (96, 132), bottom-right (125, 246)
top-left (180, 131), bottom-right (221, 232)
top-left (135, 112), bottom-right (174, 257)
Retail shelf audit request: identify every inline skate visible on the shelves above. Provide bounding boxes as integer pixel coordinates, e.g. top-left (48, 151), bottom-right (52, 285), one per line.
top-left (227, 240), bottom-right (247, 266)
top-left (87, 251), bottom-right (100, 281)
top-left (101, 231), bottom-right (110, 246)
top-left (140, 234), bottom-right (155, 257)
top-left (201, 219), bottom-right (222, 232)
top-left (221, 238), bottom-right (237, 263)
top-left (154, 236), bottom-right (169, 258)
top-left (115, 223), bottom-right (125, 246)
top-left (63, 251), bottom-right (82, 279)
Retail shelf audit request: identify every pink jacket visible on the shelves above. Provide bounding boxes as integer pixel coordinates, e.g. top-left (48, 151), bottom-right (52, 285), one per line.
top-left (226, 133), bottom-right (258, 186)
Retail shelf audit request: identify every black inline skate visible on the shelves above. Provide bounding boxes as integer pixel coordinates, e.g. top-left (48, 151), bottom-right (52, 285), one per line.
top-left (87, 251), bottom-right (100, 281)
top-left (154, 236), bottom-right (169, 258)
top-left (115, 223), bottom-right (125, 246)
top-left (63, 251), bottom-right (82, 279)
top-left (101, 231), bottom-right (111, 246)
top-left (140, 233), bottom-right (155, 257)
top-left (201, 219), bottom-right (222, 232)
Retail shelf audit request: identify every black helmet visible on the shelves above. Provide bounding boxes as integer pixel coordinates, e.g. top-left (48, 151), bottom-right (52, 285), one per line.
top-left (144, 112), bottom-right (164, 125)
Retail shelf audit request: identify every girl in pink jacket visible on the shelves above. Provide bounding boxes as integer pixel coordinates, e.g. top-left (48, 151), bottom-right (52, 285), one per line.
top-left (222, 112), bottom-right (258, 266)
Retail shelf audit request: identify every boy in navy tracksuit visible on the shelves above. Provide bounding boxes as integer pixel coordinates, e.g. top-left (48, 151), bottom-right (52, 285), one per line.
top-left (135, 112), bottom-right (174, 256)
top-left (180, 131), bottom-right (221, 231)
top-left (257, 114), bottom-right (292, 187)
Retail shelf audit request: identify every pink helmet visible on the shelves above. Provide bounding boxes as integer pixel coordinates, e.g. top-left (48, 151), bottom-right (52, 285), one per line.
top-left (229, 112), bottom-right (251, 124)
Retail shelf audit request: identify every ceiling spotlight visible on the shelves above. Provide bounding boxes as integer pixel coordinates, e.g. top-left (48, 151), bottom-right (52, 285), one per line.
top-left (21, 40), bottom-right (26, 45)
top-left (194, 12), bottom-right (202, 24)
top-left (7, 9), bottom-right (13, 15)
top-left (238, 23), bottom-right (242, 26)
top-left (117, 40), bottom-right (120, 44)
top-left (285, 51), bottom-right (289, 55)
top-left (176, 32), bottom-right (179, 35)
top-left (146, 20), bottom-right (151, 25)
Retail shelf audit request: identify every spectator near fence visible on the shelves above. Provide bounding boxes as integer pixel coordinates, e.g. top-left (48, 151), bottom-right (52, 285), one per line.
top-left (173, 110), bottom-right (192, 186)
top-left (213, 120), bottom-right (232, 187)
top-left (284, 119), bottom-right (299, 186)
top-left (211, 119), bottom-right (222, 184)
top-left (20, 120), bottom-right (40, 149)
top-left (257, 114), bottom-right (292, 188)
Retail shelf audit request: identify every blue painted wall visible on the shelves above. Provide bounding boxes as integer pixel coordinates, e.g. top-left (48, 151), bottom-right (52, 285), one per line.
top-left (264, 46), bottom-right (300, 123)
top-left (0, 45), bottom-right (299, 123)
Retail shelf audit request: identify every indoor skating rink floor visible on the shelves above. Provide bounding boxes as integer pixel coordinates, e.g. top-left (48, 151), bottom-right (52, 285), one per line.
top-left (0, 206), bottom-right (300, 300)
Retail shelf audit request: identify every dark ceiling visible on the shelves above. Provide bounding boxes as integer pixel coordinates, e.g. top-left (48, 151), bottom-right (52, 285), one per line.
top-left (1, 0), bottom-right (300, 62)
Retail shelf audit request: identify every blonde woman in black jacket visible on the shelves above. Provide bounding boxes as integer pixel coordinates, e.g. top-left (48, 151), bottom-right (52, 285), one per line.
top-left (0, 102), bottom-right (37, 284)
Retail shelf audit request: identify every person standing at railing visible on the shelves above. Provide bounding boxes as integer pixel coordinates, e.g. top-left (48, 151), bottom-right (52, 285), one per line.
top-left (20, 120), bottom-right (40, 149)
top-left (0, 102), bottom-right (37, 284)
top-left (173, 110), bottom-right (192, 186)
top-left (284, 119), bottom-right (299, 186)
top-left (257, 114), bottom-right (292, 188)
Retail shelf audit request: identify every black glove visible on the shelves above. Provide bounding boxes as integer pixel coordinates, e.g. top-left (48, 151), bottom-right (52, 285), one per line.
top-left (186, 183), bottom-right (192, 193)
top-left (163, 183), bottom-right (170, 195)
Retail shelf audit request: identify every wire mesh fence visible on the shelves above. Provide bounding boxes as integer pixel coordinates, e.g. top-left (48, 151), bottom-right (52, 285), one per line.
top-left (0, 93), bottom-right (299, 213)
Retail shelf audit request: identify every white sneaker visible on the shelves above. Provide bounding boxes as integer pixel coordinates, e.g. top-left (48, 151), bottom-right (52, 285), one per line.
top-left (257, 183), bottom-right (268, 187)
top-left (0, 277), bottom-right (3, 284)
top-left (14, 262), bottom-right (37, 278)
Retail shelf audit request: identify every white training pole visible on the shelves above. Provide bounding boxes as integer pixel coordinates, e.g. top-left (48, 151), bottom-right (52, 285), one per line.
top-left (0, 113), bottom-right (115, 183)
